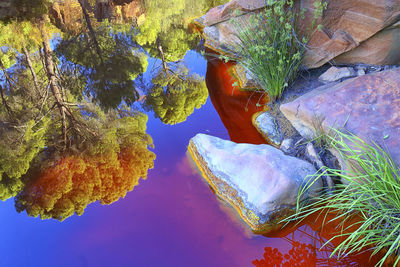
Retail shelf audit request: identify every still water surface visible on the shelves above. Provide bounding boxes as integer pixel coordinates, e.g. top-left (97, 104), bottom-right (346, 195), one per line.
top-left (0, 1), bottom-right (382, 266)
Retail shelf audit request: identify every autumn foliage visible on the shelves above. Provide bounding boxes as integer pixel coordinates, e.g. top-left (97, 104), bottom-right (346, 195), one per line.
top-left (15, 141), bottom-right (155, 221)
top-left (14, 112), bottom-right (156, 221)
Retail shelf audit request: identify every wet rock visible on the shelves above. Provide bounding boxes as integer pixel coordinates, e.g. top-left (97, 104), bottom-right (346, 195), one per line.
top-left (197, 0), bottom-right (400, 68)
top-left (318, 66), bottom-right (356, 83)
top-left (280, 68), bottom-right (400, 168)
top-left (369, 65), bottom-right (383, 72)
top-left (252, 112), bottom-right (282, 146)
top-left (188, 134), bottom-right (321, 233)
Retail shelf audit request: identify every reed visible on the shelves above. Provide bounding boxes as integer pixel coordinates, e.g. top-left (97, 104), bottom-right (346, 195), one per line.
top-left (284, 130), bottom-right (400, 267)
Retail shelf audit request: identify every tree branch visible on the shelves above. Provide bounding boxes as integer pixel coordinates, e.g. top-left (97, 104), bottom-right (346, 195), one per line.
top-left (22, 44), bottom-right (43, 98)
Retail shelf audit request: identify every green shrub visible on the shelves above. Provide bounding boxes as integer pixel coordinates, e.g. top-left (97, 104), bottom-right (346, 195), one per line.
top-left (231, 0), bottom-right (325, 101)
top-left (285, 130), bottom-right (400, 267)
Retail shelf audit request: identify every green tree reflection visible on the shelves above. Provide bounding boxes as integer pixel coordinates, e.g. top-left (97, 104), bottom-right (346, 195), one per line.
top-left (0, 0), bottom-right (226, 219)
top-left (137, 0), bottom-right (228, 62)
top-left (15, 111), bottom-right (155, 221)
top-left (0, 16), bottom-right (155, 220)
top-left (144, 63), bottom-right (208, 125)
top-left (56, 2), bottom-right (148, 109)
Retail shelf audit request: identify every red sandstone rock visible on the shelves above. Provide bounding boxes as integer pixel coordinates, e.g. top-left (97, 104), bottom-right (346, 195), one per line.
top-left (334, 22), bottom-right (400, 66)
top-left (197, 0), bottom-right (400, 68)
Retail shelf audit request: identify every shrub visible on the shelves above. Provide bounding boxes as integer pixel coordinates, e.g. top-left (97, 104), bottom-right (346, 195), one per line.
top-left (231, 0), bottom-right (325, 101)
top-left (285, 130), bottom-right (400, 267)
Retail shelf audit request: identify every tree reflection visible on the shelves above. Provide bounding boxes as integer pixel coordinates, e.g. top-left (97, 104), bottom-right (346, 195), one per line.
top-left (0, 12), bottom-right (156, 219)
top-left (0, 0), bottom-right (224, 219)
top-left (56, 2), bottom-right (148, 109)
top-left (137, 0), bottom-right (228, 62)
top-left (15, 112), bottom-right (155, 221)
top-left (252, 212), bottom-right (392, 267)
top-left (253, 226), bottom-right (357, 267)
top-left (144, 62), bottom-right (208, 125)
top-left (0, 0), bottom-right (51, 21)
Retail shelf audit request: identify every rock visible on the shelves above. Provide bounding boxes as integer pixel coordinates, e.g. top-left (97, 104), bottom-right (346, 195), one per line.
top-left (305, 143), bottom-right (334, 191)
top-left (197, 0), bottom-right (400, 68)
top-left (280, 68), bottom-right (400, 169)
top-left (305, 143), bottom-right (323, 168)
top-left (334, 21), bottom-right (400, 66)
top-left (280, 139), bottom-right (294, 155)
top-left (369, 65), bottom-right (383, 72)
top-left (229, 64), bottom-right (257, 89)
top-left (318, 66), bottom-right (356, 83)
top-left (200, 0), bottom-right (267, 27)
top-left (356, 68), bottom-right (366, 76)
top-left (188, 134), bottom-right (321, 233)
top-left (252, 112), bottom-right (283, 146)
top-left (299, 0), bottom-right (400, 68)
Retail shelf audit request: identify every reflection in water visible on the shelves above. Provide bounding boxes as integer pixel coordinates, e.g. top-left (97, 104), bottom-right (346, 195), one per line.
top-left (0, 0), bottom-right (219, 211)
top-left (144, 62), bottom-right (208, 125)
top-left (56, 1), bottom-right (148, 109)
top-left (252, 212), bottom-right (388, 267)
top-left (0, 0), bottom-right (50, 21)
top-left (206, 55), bottom-right (268, 144)
top-left (58, 23), bottom-right (148, 109)
top-left (136, 0), bottom-right (227, 62)
top-left (254, 226), bottom-right (356, 267)
top-left (15, 114), bottom-right (155, 221)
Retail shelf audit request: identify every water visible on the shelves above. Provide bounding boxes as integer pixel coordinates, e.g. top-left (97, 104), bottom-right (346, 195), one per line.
top-left (0, 1), bottom-right (384, 266)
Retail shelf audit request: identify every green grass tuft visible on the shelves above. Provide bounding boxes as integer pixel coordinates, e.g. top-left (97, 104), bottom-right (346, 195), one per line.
top-left (284, 130), bottom-right (400, 266)
top-left (231, 0), bottom-right (304, 101)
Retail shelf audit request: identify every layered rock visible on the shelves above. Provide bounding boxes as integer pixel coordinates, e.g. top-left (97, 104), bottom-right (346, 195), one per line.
top-left (280, 68), bottom-right (400, 167)
top-left (334, 21), bottom-right (400, 66)
top-left (188, 134), bottom-right (321, 233)
top-left (197, 0), bottom-right (400, 68)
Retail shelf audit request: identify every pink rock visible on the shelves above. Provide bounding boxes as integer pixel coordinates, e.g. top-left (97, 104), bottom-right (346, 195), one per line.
top-left (280, 68), bottom-right (400, 167)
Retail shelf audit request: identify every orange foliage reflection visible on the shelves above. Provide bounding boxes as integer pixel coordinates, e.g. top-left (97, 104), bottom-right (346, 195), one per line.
top-left (205, 53), bottom-right (267, 144)
top-left (253, 212), bottom-right (391, 267)
top-left (15, 144), bottom-right (155, 221)
top-left (253, 240), bottom-right (317, 267)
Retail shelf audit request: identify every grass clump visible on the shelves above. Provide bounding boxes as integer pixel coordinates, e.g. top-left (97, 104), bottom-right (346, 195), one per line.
top-left (285, 130), bottom-right (400, 266)
top-left (231, 0), bottom-right (326, 101)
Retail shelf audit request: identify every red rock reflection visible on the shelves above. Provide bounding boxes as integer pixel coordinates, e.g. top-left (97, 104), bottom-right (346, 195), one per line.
top-left (205, 54), bottom-right (267, 144)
